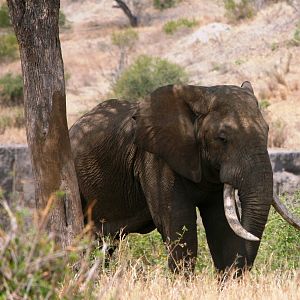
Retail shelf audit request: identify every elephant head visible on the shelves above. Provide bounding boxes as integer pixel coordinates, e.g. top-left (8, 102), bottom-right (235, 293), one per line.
top-left (134, 82), bottom-right (300, 268)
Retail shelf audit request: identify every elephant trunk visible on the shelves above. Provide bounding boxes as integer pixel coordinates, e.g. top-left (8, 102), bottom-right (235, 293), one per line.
top-left (237, 151), bottom-right (273, 264)
top-left (220, 149), bottom-right (273, 265)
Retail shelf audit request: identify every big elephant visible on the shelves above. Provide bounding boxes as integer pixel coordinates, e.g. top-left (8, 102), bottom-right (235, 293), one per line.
top-left (69, 82), bottom-right (300, 275)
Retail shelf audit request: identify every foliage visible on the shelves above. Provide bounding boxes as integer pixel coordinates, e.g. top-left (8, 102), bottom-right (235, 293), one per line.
top-left (294, 28), bottom-right (300, 43)
top-left (0, 204), bottom-right (100, 299)
top-left (112, 55), bottom-right (188, 101)
top-left (0, 33), bottom-right (18, 61)
top-left (256, 192), bottom-right (300, 270)
top-left (224, 0), bottom-right (255, 22)
top-left (0, 4), bottom-right (11, 28)
top-left (0, 106), bottom-right (25, 134)
top-left (163, 18), bottom-right (198, 34)
top-left (59, 10), bottom-right (67, 27)
top-left (111, 29), bottom-right (139, 83)
top-left (234, 58), bottom-right (246, 65)
top-left (111, 28), bottom-right (139, 50)
top-left (59, 10), bottom-right (70, 29)
top-left (292, 21), bottom-right (300, 45)
top-left (153, 0), bottom-right (179, 10)
top-left (259, 99), bottom-right (270, 110)
top-left (0, 192), bottom-right (300, 297)
top-left (128, 193), bottom-right (300, 272)
top-left (0, 73), bottom-right (23, 106)
top-left (268, 118), bottom-right (287, 147)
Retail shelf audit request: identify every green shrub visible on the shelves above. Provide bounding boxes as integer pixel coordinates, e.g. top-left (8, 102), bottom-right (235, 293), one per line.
top-left (259, 99), bottom-right (270, 110)
top-left (0, 106), bottom-right (25, 134)
top-left (256, 193), bottom-right (300, 270)
top-left (163, 18), bottom-right (198, 34)
top-left (112, 55), bottom-right (188, 101)
top-left (111, 28), bottom-right (139, 49)
top-left (293, 28), bottom-right (300, 43)
top-left (153, 0), bottom-right (179, 10)
top-left (0, 4), bottom-right (11, 28)
top-left (0, 33), bottom-right (18, 60)
top-left (0, 206), bottom-right (92, 299)
top-left (127, 230), bottom-right (167, 266)
top-left (224, 0), bottom-right (255, 22)
top-left (0, 73), bottom-right (23, 106)
top-left (292, 22), bottom-right (300, 45)
top-left (58, 9), bottom-right (70, 29)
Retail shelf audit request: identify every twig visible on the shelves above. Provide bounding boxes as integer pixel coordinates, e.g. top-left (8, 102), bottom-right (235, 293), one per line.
top-left (80, 259), bottom-right (101, 292)
top-left (0, 200), bottom-right (17, 258)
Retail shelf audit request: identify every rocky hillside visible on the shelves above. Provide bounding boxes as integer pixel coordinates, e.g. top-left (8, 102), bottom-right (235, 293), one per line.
top-left (0, 0), bottom-right (300, 148)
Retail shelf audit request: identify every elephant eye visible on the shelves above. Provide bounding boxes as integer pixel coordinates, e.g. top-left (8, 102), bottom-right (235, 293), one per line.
top-left (217, 132), bottom-right (227, 144)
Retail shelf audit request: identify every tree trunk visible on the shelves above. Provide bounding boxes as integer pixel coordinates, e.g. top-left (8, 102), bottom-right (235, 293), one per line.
top-left (7, 0), bottom-right (84, 247)
top-left (114, 0), bottom-right (138, 27)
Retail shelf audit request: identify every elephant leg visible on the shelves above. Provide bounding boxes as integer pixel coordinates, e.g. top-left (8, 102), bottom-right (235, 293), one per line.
top-left (138, 156), bottom-right (197, 273)
top-left (163, 195), bottom-right (198, 274)
top-left (199, 191), bottom-right (247, 277)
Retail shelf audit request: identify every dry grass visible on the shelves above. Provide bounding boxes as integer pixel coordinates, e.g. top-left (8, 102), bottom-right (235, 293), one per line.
top-left (1, 194), bottom-right (300, 299)
top-left (0, 127), bottom-right (26, 144)
top-left (91, 269), bottom-right (300, 300)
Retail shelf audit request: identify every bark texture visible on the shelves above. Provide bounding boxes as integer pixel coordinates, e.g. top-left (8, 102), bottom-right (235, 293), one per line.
top-left (7, 0), bottom-right (83, 246)
top-left (114, 0), bottom-right (138, 27)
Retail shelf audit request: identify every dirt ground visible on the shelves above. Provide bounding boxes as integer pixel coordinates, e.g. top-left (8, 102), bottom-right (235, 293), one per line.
top-left (0, 0), bottom-right (299, 148)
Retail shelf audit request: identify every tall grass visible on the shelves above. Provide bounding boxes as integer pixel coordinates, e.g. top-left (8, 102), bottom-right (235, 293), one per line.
top-left (0, 192), bottom-right (299, 299)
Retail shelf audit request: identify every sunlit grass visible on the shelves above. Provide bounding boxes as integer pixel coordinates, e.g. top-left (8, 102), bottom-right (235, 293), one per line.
top-left (0, 192), bottom-right (299, 299)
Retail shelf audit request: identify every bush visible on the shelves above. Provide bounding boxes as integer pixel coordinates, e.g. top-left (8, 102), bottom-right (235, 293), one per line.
top-left (163, 18), bottom-right (198, 34)
top-left (0, 73), bottom-right (23, 106)
top-left (292, 21), bottom-right (300, 45)
top-left (112, 55), bottom-right (188, 101)
top-left (0, 33), bottom-right (18, 61)
top-left (0, 4), bottom-right (11, 28)
top-left (59, 10), bottom-right (70, 29)
top-left (294, 28), bottom-right (300, 44)
top-left (111, 28), bottom-right (139, 50)
top-left (224, 0), bottom-right (255, 22)
top-left (127, 226), bottom-right (213, 272)
top-left (256, 193), bottom-right (300, 270)
top-left (0, 106), bottom-right (25, 134)
top-left (268, 118), bottom-right (287, 147)
top-left (0, 204), bottom-right (95, 299)
top-left (153, 0), bottom-right (179, 10)
top-left (127, 230), bottom-right (167, 266)
top-left (259, 99), bottom-right (270, 110)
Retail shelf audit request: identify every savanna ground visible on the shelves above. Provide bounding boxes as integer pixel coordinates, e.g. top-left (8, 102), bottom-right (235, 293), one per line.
top-left (0, 0), bottom-right (300, 298)
top-left (0, 0), bottom-right (300, 147)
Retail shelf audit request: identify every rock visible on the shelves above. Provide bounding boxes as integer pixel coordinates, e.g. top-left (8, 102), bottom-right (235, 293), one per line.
top-left (0, 146), bottom-right (15, 199)
top-left (0, 145), bottom-right (34, 207)
top-left (180, 23), bottom-right (231, 46)
top-left (269, 149), bottom-right (300, 194)
top-left (0, 146), bottom-right (299, 208)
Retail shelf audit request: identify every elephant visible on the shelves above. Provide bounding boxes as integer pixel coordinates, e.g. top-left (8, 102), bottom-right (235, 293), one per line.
top-left (69, 82), bottom-right (300, 275)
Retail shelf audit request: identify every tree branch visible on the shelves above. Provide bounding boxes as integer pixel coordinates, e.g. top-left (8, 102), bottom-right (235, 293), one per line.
top-left (114, 0), bottom-right (138, 27)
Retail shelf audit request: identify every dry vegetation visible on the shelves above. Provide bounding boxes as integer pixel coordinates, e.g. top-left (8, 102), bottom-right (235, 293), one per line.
top-left (0, 1), bottom-right (300, 299)
top-left (1, 193), bottom-right (300, 299)
top-left (0, 0), bottom-right (299, 148)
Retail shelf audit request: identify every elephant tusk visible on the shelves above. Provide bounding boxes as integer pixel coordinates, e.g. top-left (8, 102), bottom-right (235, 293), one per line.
top-left (272, 194), bottom-right (300, 230)
top-left (223, 184), bottom-right (260, 242)
top-left (235, 190), bottom-right (242, 218)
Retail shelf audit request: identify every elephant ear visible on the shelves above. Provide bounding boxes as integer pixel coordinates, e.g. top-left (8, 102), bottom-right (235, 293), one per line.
top-left (241, 81), bottom-right (254, 94)
top-left (133, 84), bottom-right (208, 183)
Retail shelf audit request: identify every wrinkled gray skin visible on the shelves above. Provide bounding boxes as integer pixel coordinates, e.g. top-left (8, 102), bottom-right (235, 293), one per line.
top-left (69, 82), bottom-right (273, 275)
